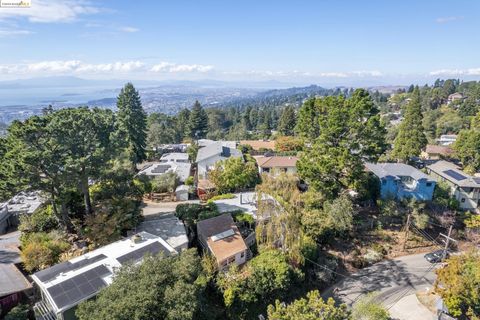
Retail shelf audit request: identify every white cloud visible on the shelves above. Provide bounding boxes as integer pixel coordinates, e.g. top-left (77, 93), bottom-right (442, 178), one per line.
top-left (436, 16), bottom-right (463, 24)
top-left (150, 62), bottom-right (214, 73)
top-left (430, 68), bottom-right (480, 76)
top-left (222, 70), bottom-right (382, 79)
top-left (119, 26), bottom-right (139, 33)
top-left (0, 29), bottom-right (33, 37)
top-left (0, 60), bottom-right (214, 76)
top-left (0, 0), bottom-right (101, 23)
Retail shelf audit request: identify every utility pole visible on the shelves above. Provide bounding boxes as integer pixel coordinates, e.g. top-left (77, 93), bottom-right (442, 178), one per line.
top-left (403, 214), bottom-right (411, 251)
top-left (440, 225), bottom-right (456, 261)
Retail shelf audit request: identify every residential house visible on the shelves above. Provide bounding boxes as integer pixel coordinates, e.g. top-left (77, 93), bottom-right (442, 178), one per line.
top-left (255, 156), bottom-right (298, 175)
top-left (436, 134), bottom-right (457, 146)
top-left (197, 214), bottom-right (248, 270)
top-left (1, 191), bottom-right (44, 235)
top-left (427, 160), bottom-right (480, 210)
top-left (365, 162), bottom-right (436, 201)
top-left (196, 142), bottom-right (242, 179)
top-left (198, 139), bottom-right (236, 149)
top-left (447, 92), bottom-right (464, 105)
top-left (32, 232), bottom-right (176, 320)
top-left (0, 231), bottom-right (32, 316)
top-left (421, 145), bottom-right (454, 160)
top-left (138, 155), bottom-right (191, 183)
top-left (239, 140), bottom-right (275, 151)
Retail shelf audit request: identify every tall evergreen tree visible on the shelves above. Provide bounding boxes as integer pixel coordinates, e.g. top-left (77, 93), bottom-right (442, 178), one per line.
top-left (277, 105), bottom-right (296, 136)
top-left (295, 98), bottom-right (320, 139)
top-left (187, 100), bottom-right (208, 139)
top-left (392, 87), bottom-right (427, 162)
top-left (117, 83), bottom-right (147, 166)
top-left (297, 90), bottom-right (386, 198)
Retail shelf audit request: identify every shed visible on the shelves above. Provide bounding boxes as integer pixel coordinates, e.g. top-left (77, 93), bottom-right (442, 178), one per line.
top-left (175, 185), bottom-right (189, 201)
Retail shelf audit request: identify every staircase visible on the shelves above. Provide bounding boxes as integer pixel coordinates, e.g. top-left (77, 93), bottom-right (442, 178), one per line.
top-left (34, 300), bottom-right (56, 320)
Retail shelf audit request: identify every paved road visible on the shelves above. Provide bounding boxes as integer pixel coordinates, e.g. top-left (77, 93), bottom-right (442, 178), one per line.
top-left (324, 253), bottom-right (439, 318)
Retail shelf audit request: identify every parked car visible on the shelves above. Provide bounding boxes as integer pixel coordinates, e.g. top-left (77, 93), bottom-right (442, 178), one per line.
top-left (424, 249), bottom-right (449, 263)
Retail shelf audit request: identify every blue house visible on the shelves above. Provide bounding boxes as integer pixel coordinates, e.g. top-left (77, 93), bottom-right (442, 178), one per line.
top-left (365, 162), bottom-right (436, 201)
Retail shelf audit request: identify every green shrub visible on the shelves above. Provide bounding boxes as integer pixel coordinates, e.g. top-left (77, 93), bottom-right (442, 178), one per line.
top-left (133, 174), bottom-right (153, 195)
top-left (19, 205), bottom-right (58, 234)
top-left (208, 193), bottom-right (236, 202)
top-left (352, 292), bottom-right (389, 320)
top-left (185, 176), bottom-right (194, 186)
top-left (4, 303), bottom-right (31, 320)
top-left (150, 172), bottom-right (180, 193)
top-left (231, 211), bottom-right (254, 225)
top-left (175, 202), bottom-right (219, 227)
top-left (21, 231), bottom-right (70, 272)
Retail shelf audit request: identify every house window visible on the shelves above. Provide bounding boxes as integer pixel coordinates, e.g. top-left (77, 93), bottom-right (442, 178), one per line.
top-left (461, 198), bottom-right (466, 203)
top-left (426, 182), bottom-right (432, 187)
top-left (240, 252), bottom-right (245, 258)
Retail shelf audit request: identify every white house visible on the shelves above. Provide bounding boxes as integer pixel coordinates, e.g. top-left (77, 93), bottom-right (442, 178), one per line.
top-left (1, 191), bottom-right (44, 235)
top-left (195, 142), bottom-right (242, 179)
top-left (159, 152), bottom-right (189, 163)
top-left (427, 160), bottom-right (480, 211)
top-left (32, 232), bottom-right (176, 320)
top-left (436, 134), bottom-right (457, 146)
top-left (138, 158), bottom-right (192, 182)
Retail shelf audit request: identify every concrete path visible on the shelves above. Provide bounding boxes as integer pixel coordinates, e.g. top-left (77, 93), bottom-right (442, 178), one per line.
top-left (389, 294), bottom-right (436, 320)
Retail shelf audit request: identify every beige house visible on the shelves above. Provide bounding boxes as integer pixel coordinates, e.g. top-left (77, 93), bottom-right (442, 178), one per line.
top-left (427, 160), bottom-right (480, 211)
top-left (197, 214), bottom-right (248, 270)
top-left (447, 92), bottom-right (464, 104)
top-left (255, 156), bottom-right (298, 175)
top-left (421, 145), bottom-right (454, 160)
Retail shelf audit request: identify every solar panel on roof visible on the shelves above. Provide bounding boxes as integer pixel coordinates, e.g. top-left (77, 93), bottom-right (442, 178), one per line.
top-left (47, 264), bottom-right (109, 309)
top-left (211, 229), bottom-right (235, 242)
top-left (116, 241), bottom-right (170, 264)
top-left (35, 254), bottom-right (107, 282)
top-left (151, 164), bottom-right (171, 174)
top-left (444, 169), bottom-right (467, 181)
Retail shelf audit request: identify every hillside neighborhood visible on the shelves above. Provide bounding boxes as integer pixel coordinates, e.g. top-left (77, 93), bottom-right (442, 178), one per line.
top-left (0, 80), bottom-right (479, 320)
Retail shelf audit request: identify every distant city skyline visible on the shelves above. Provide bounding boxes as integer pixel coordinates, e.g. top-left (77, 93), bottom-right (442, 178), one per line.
top-left (0, 0), bottom-right (480, 85)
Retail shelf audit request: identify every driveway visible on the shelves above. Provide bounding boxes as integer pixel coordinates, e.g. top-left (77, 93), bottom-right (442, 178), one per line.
top-left (141, 199), bottom-right (200, 216)
top-left (324, 253), bottom-right (438, 319)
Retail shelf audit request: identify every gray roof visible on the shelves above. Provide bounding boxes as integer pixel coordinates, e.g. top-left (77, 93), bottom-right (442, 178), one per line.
top-left (365, 162), bottom-right (433, 181)
top-left (197, 213), bottom-right (235, 239)
top-left (196, 142), bottom-right (242, 163)
top-left (137, 213), bottom-right (188, 251)
top-left (0, 231), bottom-right (31, 296)
top-left (0, 264), bottom-right (32, 296)
top-left (427, 160), bottom-right (480, 188)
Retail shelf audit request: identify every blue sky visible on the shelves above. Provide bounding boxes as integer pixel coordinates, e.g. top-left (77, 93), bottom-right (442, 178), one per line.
top-left (0, 0), bottom-right (479, 85)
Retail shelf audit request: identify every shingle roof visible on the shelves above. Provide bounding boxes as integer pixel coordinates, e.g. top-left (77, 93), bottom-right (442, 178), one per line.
top-left (256, 156), bottom-right (298, 168)
top-left (425, 145), bottom-right (454, 156)
top-left (427, 160), bottom-right (480, 188)
top-left (365, 162), bottom-right (433, 181)
top-left (196, 142), bottom-right (242, 163)
top-left (197, 214), bottom-right (247, 263)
